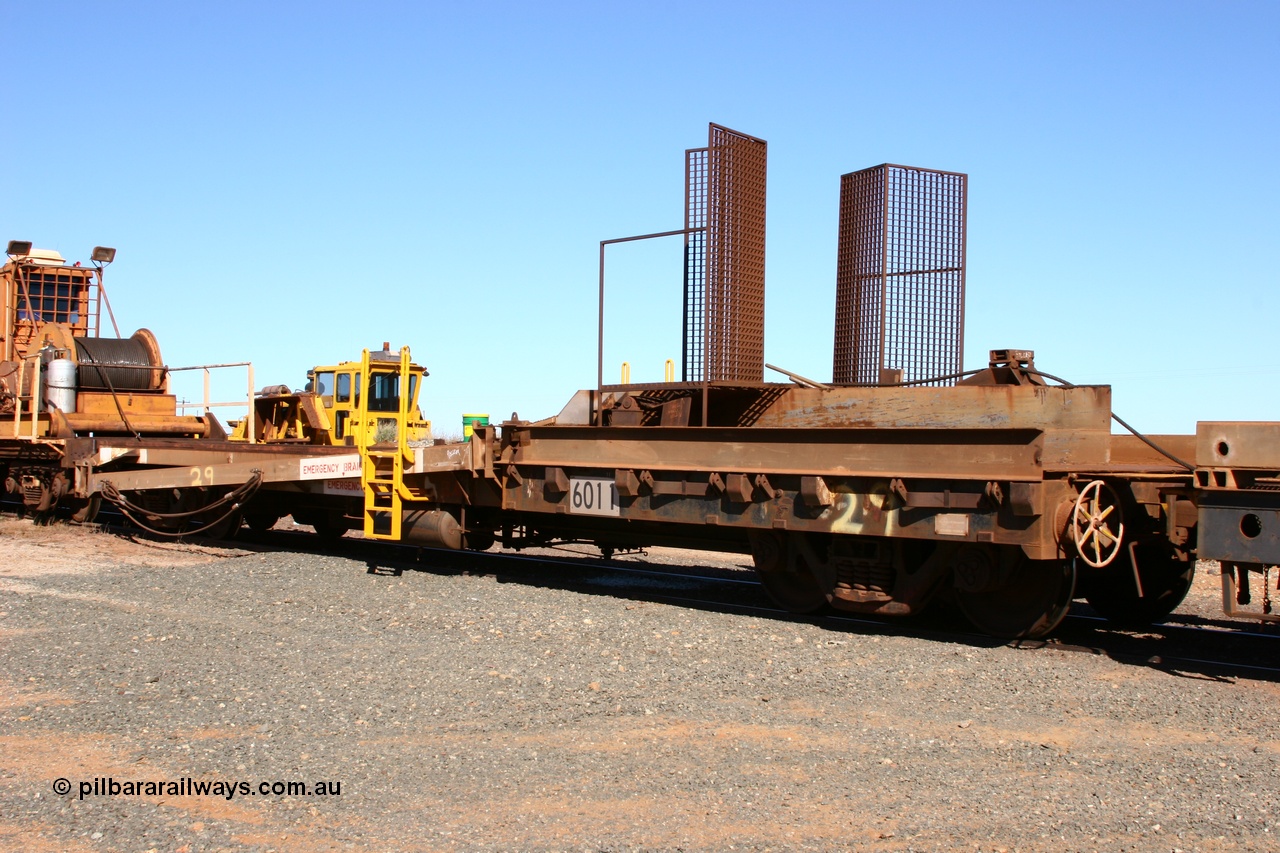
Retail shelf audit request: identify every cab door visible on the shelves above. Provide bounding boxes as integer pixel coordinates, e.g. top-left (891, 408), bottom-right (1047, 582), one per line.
top-left (330, 370), bottom-right (361, 443)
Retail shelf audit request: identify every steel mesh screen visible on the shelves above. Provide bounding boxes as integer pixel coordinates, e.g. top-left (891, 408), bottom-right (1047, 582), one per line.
top-left (683, 148), bottom-right (707, 382)
top-left (833, 164), bottom-right (966, 385)
top-left (8, 264), bottom-right (99, 360)
top-left (19, 269), bottom-right (90, 326)
top-left (684, 124), bottom-right (767, 382)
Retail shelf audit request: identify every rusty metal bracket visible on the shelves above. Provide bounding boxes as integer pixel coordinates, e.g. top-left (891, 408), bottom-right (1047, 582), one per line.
top-left (1008, 482), bottom-right (1042, 517)
top-left (725, 473), bottom-right (754, 503)
top-left (650, 480), bottom-right (682, 496)
top-left (504, 464), bottom-right (523, 486)
top-left (660, 397), bottom-right (692, 427)
top-left (1220, 563), bottom-right (1280, 623)
top-left (545, 467), bottom-right (569, 494)
top-left (610, 395), bottom-right (644, 426)
top-left (1164, 495), bottom-right (1196, 548)
top-left (754, 474), bottom-right (779, 499)
top-left (616, 469), bottom-right (642, 498)
top-left (649, 474), bottom-right (710, 497)
top-left (800, 475), bottom-right (834, 507)
top-left (890, 477), bottom-right (982, 509)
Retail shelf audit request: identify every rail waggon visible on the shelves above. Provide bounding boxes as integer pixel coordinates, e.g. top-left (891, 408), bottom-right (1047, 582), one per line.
top-left (1, 241), bottom-right (221, 523)
top-left (3, 236), bottom-right (1273, 639)
top-left (5, 134), bottom-right (1279, 639)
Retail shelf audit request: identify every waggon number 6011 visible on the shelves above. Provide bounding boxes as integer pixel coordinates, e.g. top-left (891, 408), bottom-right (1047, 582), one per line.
top-left (569, 477), bottom-right (620, 517)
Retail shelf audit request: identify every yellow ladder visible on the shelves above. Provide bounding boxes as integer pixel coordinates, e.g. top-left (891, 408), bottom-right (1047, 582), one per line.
top-left (358, 346), bottom-right (415, 540)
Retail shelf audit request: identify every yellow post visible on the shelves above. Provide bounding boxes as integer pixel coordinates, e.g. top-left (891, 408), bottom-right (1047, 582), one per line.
top-left (664, 359), bottom-right (675, 382)
top-left (621, 362), bottom-right (631, 383)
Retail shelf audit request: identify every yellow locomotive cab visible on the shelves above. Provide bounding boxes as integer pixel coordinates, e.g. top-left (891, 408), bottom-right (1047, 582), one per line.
top-left (229, 343), bottom-right (431, 448)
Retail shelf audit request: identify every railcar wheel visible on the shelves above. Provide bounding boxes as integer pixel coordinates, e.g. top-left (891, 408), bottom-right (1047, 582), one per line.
top-left (107, 488), bottom-right (191, 535)
top-left (311, 515), bottom-right (349, 541)
top-left (465, 529), bottom-right (496, 551)
top-left (749, 531), bottom-right (835, 614)
top-left (244, 511), bottom-right (282, 533)
top-left (954, 547), bottom-right (1076, 639)
top-left (70, 495), bottom-right (102, 524)
top-left (1081, 542), bottom-right (1194, 626)
top-left (196, 506), bottom-right (243, 540)
top-left (292, 509), bottom-right (348, 541)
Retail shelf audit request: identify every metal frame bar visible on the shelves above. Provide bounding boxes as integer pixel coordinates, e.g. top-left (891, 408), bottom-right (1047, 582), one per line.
top-left (598, 228), bottom-right (704, 424)
top-left (1220, 563), bottom-right (1280, 623)
top-left (688, 124), bottom-right (767, 384)
top-left (684, 148), bottom-right (708, 383)
top-left (169, 361), bottom-right (256, 443)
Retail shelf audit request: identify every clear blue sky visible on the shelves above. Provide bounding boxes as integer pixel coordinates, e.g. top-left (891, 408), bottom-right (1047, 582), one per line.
top-left (7, 1), bottom-right (1277, 436)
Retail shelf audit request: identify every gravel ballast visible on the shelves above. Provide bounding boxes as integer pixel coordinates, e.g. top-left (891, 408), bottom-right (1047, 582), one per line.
top-left (1, 523), bottom-right (1277, 852)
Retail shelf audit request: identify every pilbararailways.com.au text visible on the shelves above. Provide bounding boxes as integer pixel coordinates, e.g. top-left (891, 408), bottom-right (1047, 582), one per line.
top-left (54, 776), bottom-right (342, 801)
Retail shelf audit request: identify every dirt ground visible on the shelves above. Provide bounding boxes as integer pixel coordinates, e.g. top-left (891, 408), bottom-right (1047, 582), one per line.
top-left (0, 520), bottom-right (252, 578)
top-left (2, 518), bottom-right (1277, 852)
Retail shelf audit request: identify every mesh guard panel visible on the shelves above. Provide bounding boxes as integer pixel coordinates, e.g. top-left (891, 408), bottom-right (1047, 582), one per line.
top-left (684, 124), bottom-right (767, 383)
top-left (833, 164), bottom-right (966, 386)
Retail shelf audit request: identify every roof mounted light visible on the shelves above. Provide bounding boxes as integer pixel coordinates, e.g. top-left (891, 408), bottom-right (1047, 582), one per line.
top-left (6, 240), bottom-right (32, 258)
top-left (91, 246), bottom-right (116, 264)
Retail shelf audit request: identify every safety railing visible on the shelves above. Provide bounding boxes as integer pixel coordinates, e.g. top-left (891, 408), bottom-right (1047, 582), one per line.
top-left (6, 358), bottom-right (257, 442)
top-left (8, 355), bottom-right (44, 439)
top-left (172, 361), bottom-right (256, 444)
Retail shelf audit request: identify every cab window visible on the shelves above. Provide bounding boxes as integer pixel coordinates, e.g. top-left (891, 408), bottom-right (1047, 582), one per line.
top-left (313, 371), bottom-right (336, 405)
top-left (336, 373), bottom-right (351, 403)
top-left (368, 372), bottom-right (400, 412)
top-left (18, 268), bottom-right (89, 327)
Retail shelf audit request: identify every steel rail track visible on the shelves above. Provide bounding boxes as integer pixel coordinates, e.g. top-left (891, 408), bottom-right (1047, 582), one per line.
top-left (6, 503), bottom-right (1278, 680)
top-left (218, 522), bottom-right (1280, 681)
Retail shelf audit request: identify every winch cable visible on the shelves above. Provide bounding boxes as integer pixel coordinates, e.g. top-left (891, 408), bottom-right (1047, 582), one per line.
top-left (885, 368), bottom-right (988, 386)
top-left (98, 470), bottom-right (263, 539)
top-left (865, 365), bottom-right (1195, 473)
top-left (1021, 368), bottom-right (1195, 472)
